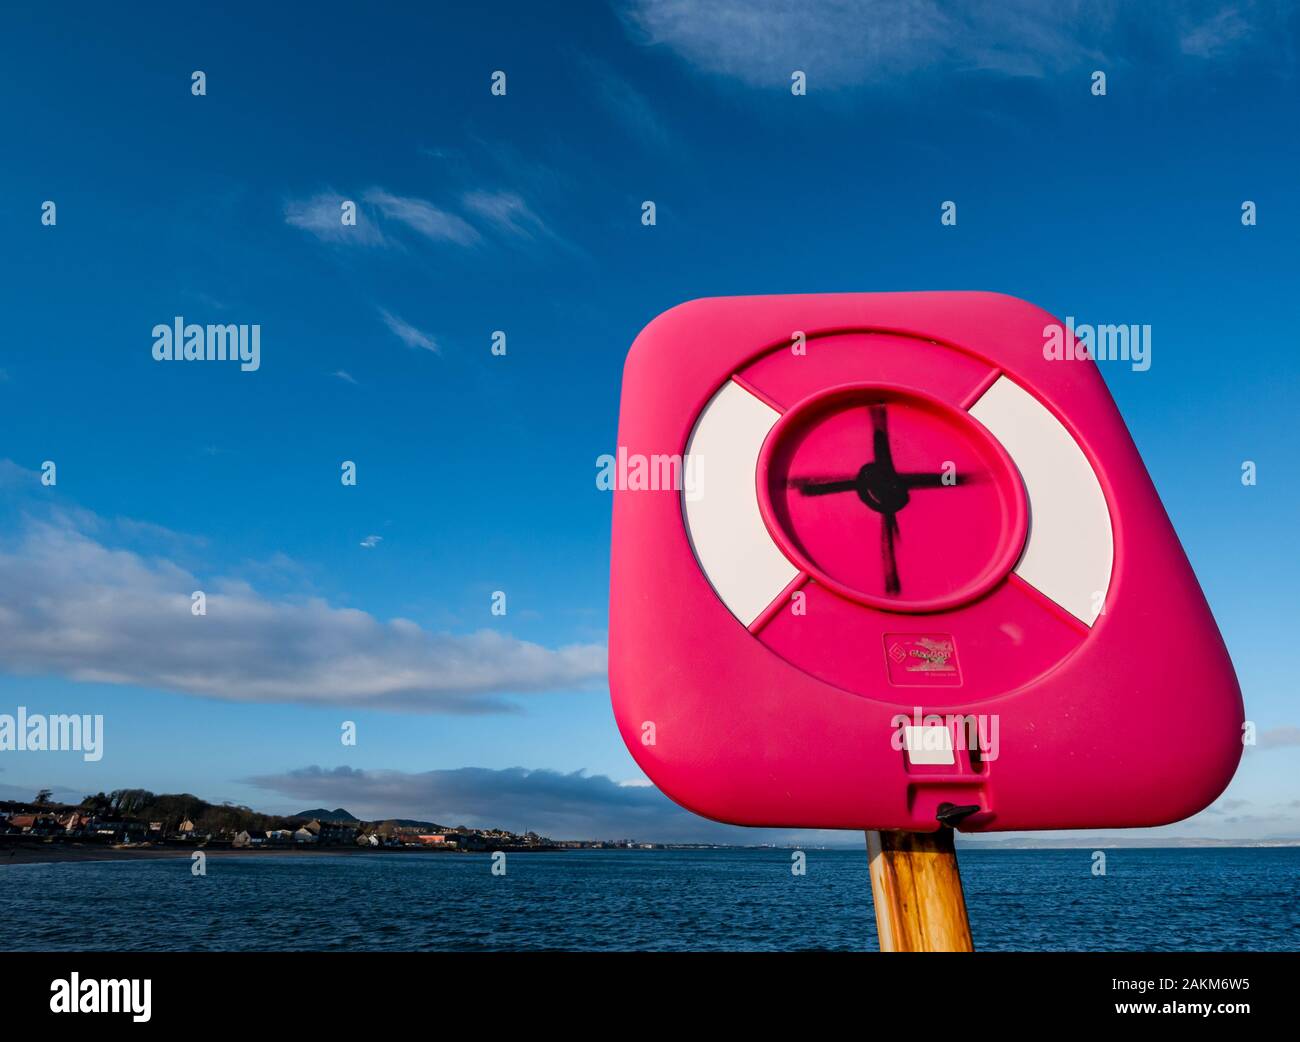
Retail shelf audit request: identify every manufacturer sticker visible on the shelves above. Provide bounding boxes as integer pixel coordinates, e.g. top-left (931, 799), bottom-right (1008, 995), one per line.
top-left (884, 633), bottom-right (961, 686)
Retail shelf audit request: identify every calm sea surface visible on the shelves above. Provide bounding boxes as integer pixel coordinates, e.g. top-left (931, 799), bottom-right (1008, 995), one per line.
top-left (3, 847), bottom-right (1297, 951)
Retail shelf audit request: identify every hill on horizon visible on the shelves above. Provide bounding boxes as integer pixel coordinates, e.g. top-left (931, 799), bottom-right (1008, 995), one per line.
top-left (292, 808), bottom-right (359, 823)
top-left (290, 808), bottom-right (445, 830)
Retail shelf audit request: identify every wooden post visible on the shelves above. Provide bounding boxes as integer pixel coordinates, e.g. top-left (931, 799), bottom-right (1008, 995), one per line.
top-left (866, 828), bottom-right (973, 952)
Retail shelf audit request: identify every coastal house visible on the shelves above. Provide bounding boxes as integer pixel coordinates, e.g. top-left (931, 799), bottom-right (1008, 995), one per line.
top-left (292, 826), bottom-right (318, 844)
top-left (10, 814), bottom-right (61, 835)
top-left (265, 829), bottom-right (294, 844)
top-left (171, 818), bottom-right (208, 842)
top-left (319, 821), bottom-right (358, 845)
top-left (85, 819), bottom-right (147, 842)
top-left (61, 813), bottom-right (92, 833)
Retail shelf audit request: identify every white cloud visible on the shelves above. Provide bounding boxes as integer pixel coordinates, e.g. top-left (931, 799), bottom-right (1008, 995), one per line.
top-left (284, 191), bottom-right (387, 245)
top-left (360, 535), bottom-right (382, 549)
top-left (618, 0), bottom-right (1272, 87)
top-left (1256, 726), bottom-right (1300, 750)
top-left (1179, 5), bottom-right (1256, 57)
top-left (362, 188), bottom-right (480, 246)
top-left (378, 308), bottom-right (438, 353)
top-left (461, 190), bottom-right (550, 239)
top-left (333, 369), bottom-right (358, 385)
top-left (586, 59), bottom-right (674, 147)
top-left (286, 184), bottom-right (559, 252)
top-left (0, 512), bottom-right (606, 713)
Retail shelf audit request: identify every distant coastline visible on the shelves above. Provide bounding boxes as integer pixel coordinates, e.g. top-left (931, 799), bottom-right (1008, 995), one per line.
top-left (0, 839), bottom-right (771, 867)
top-left (5, 791), bottom-right (1295, 861)
top-left (1, 791), bottom-right (655, 856)
top-left (0, 840), bottom-right (625, 867)
top-left (4, 835), bottom-right (1297, 868)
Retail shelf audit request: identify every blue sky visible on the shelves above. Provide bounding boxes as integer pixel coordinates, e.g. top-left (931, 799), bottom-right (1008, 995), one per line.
top-left (0, 1), bottom-right (1297, 842)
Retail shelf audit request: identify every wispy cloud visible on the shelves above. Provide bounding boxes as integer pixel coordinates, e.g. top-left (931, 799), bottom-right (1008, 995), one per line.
top-left (378, 308), bottom-right (438, 353)
top-left (284, 191), bottom-right (387, 245)
top-left (619, 0), bottom-right (1276, 88)
top-left (1179, 5), bottom-right (1257, 57)
top-left (362, 188), bottom-right (480, 246)
top-left (0, 501), bottom-right (606, 713)
top-left (461, 190), bottom-right (550, 239)
top-left (333, 369), bottom-right (358, 385)
top-left (584, 58), bottom-right (674, 147)
top-left (286, 182), bottom-right (560, 253)
top-left (360, 535), bottom-right (382, 549)
top-left (1255, 726), bottom-right (1300, 750)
